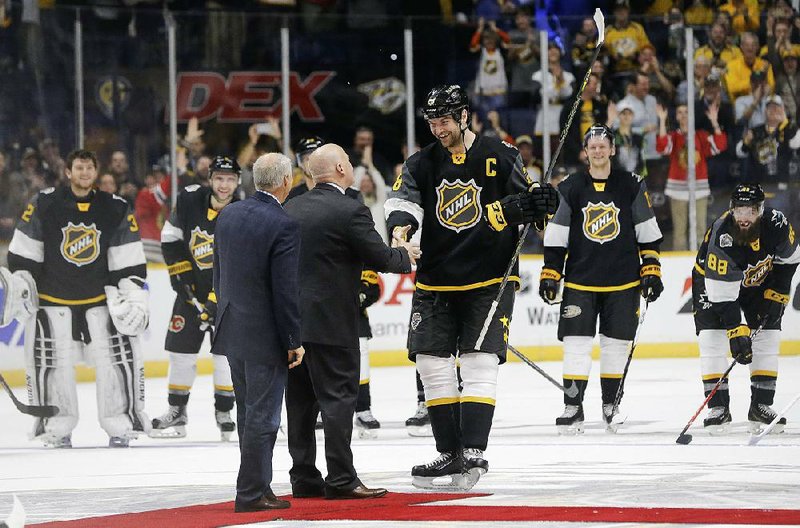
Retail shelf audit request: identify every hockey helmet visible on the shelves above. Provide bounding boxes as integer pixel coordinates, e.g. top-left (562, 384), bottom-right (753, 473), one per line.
top-left (295, 136), bottom-right (324, 167)
top-left (730, 183), bottom-right (765, 216)
top-left (421, 84), bottom-right (470, 123)
top-left (583, 123), bottom-right (615, 148)
top-left (209, 155), bottom-right (241, 176)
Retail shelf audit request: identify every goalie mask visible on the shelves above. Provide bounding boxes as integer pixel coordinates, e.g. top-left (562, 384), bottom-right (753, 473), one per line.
top-left (421, 84), bottom-right (470, 128)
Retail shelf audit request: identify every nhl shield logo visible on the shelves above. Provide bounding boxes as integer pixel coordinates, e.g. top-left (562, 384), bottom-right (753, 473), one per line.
top-left (60, 222), bottom-right (101, 266)
top-left (743, 256), bottom-right (773, 287)
top-left (189, 227), bottom-right (214, 270)
top-left (435, 179), bottom-right (482, 232)
top-left (582, 202), bottom-right (621, 244)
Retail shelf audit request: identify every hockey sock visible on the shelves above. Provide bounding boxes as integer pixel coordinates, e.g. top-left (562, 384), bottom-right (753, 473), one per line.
top-left (750, 374), bottom-right (777, 406)
top-left (703, 376), bottom-right (730, 407)
top-left (167, 352), bottom-right (197, 406)
top-left (416, 370), bottom-right (425, 403)
top-left (212, 353), bottom-right (234, 411)
top-left (356, 381), bottom-right (371, 412)
top-left (428, 403), bottom-right (461, 453)
top-left (417, 354), bottom-right (461, 452)
top-left (459, 353), bottom-right (498, 450)
top-left (563, 378), bottom-right (587, 406)
top-left (600, 376), bottom-right (622, 405)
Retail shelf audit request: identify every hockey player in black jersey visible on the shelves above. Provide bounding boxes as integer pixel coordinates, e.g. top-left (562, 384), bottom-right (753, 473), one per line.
top-left (692, 183), bottom-right (800, 435)
top-left (386, 84), bottom-right (559, 490)
top-left (151, 156), bottom-right (240, 441)
top-left (5, 149), bottom-right (150, 448)
top-left (354, 268), bottom-right (382, 438)
top-left (540, 124), bottom-right (664, 435)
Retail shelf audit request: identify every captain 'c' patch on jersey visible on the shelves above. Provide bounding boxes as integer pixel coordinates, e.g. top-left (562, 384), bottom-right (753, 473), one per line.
top-left (189, 227), bottom-right (214, 270)
top-left (60, 222), bottom-right (101, 266)
top-left (435, 179), bottom-right (482, 233)
top-left (581, 201), bottom-right (620, 244)
top-left (742, 255), bottom-right (773, 287)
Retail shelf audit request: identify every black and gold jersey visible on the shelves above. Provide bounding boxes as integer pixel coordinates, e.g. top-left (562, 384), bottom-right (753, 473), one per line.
top-left (385, 135), bottom-right (531, 290)
top-left (7, 186), bottom-right (146, 306)
top-left (695, 208), bottom-right (800, 305)
top-left (543, 169), bottom-right (662, 291)
top-left (161, 185), bottom-right (234, 303)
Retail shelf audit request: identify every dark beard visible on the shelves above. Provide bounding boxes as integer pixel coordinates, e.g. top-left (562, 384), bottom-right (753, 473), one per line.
top-left (732, 216), bottom-right (761, 245)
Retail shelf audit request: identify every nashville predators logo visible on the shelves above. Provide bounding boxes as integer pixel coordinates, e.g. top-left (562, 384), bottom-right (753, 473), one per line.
top-left (189, 227), bottom-right (214, 270)
top-left (582, 202), bottom-right (620, 244)
top-left (435, 179), bottom-right (482, 232)
top-left (742, 256), bottom-right (773, 287)
top-left (60, 222), bottom-right (100, 266)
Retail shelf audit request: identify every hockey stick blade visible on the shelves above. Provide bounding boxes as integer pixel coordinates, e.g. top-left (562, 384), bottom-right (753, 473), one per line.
top-left (0, 374), bottom-right (59, 418)
top-left (676, 433), bottom-right (693, 445)
top-left (748, 391), bottom-right (800, 446)
top-left (593, 8), bottom-right (606, 45)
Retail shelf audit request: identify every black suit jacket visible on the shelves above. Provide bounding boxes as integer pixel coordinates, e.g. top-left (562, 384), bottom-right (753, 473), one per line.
top-left (284, 183), bottom-right (411, 348)
top-left (212, 191), bottom-right (302, 363)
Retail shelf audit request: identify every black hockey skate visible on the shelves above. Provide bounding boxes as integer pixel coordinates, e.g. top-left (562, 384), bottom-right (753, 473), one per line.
top-left (703, 406), bottom-right (731, 435)
top-left (355, 410), bottom-right (380, 439)
top-left (411, 451), bottom-right (466, 491)
top-left (215, 410), bottom-right (236, 442)
top-left (462, 448), bottom-right (489, 490)
top-left (405, 402), bottom-right (432, 437)
top-left (748, 403), bottom-right (786, 435)
top-left (150, 405), bottom-right (188, 438)
top-left (556, 404), bottom-right (584, 435)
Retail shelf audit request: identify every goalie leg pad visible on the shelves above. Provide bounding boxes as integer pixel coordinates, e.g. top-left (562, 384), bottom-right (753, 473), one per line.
top-left (85, 307), bottom-right (150, 438)
top-left (25, 307), bottom-right (79, 443)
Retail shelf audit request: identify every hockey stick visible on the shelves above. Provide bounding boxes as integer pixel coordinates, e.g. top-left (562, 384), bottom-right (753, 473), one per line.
top-left (609, 300), bottom-right (650, 425)
top-left (0, 372), bottom-right (59, 418)
top-left (507, 344), bottom-right (579, 398)
top-left (183, 285), bottom-right (210, 332)
top-left (474, 8), bottom-right (606, 350)
top-left (748, 390), bottom-right (800, 446)
top-left (676, 324), bottom-right (764, 445)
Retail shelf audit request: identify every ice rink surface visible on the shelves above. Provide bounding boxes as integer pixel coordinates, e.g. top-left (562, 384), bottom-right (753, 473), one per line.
top-left (2, 356), bottom-right (800, 527)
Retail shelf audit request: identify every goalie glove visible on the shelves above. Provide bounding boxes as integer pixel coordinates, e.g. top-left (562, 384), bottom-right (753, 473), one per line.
top-left (0, 267), bottom-right (38, 326)
top-left (760, 289), bottom-right (788, 326)
top-left (167, 260), bottom-right (196, 302)
top-left (485, 183), bottom-right (559, 232)
top-left (105, 277), bottom-right (149, 336)
top-left (538, 268), bottom-right (563, 305)
top-left (727, 325), bottom-right (752, 365)
top-left (639, 259), bottom-right (663, 303)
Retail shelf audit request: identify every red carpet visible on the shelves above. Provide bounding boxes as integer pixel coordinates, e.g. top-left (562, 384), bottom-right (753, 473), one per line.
top-left (30, 492), bottom-right (800, 527)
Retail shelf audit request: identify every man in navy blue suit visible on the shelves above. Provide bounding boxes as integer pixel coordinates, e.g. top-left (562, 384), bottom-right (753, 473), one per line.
top-left (213, 152), bottom-right (305, 512)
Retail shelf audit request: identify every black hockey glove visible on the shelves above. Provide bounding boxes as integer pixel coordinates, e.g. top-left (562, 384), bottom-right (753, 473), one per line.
top-left (727, 325), bottom-right (752, 365)
top-left (539, 268), bottom-right (562, 305)
top-left (760, 289), bottom-right (789, 326)
top-left (198, 291), bottom-right (218, 329)
top-left (485, 183), bottom-right (559, 232)
top-left (168, 260), bottom-right (196, 302)
top-left (639, 260), bottom-right (663, 303)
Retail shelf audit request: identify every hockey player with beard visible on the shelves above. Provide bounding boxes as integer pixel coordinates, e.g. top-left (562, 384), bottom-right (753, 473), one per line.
top-left (6, 149), bottom-right (150, 448)
top-left (151, 156), bottom-right (240, 441)
top-left (692, 183), bottom-right (800, 435)
top-left (540, 124), bottom-right (664, 435)
top-left (385, 84), bottom-right (559, 490)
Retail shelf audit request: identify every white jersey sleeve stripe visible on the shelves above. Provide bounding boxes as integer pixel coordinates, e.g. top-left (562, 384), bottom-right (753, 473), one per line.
top-left (8, 229), bottom-right (44, 263)
top-left (543, 223), bottom-right (570, 248)
top-left (160, 221), bottom-right (184, 243)
top-left (705, 277), bottom-right (741, 303)
top-left (108, 241), bottom-right (147, 272)
top-left (776, 244), bottom-right (800, 264)
top-left (634, 217), bottom-right (663, 244)
top-left (384, 197), bottom-right (424, 226)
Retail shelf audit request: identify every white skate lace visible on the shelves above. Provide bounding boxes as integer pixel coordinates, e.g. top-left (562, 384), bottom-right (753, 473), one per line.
top-left (463, 448), bottom-right (483, 461)
top-left (422, 452), bottom-right (454, 469)
top-left (754, 404), bottom-right (777, 419)
top-left (560, 405), bottom-right (580, 418)
top-left (707, 407), bottom-right (727, 419)
top-left (412, 403), bottom-right (427, 419)
top-left (357, 410), bottom-right (376, 422)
